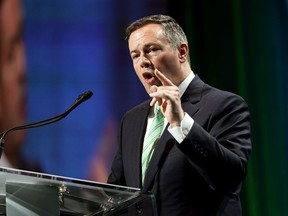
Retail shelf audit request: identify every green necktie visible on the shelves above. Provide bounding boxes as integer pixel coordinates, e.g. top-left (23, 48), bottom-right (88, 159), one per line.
top-left (141, 105), bottom-right (164, 184)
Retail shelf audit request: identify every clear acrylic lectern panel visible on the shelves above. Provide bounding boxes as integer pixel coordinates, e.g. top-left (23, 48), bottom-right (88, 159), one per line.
top-left (0, 167), bottom-right (155, 216)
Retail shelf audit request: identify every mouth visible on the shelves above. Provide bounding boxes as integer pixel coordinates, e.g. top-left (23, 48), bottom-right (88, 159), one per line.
top-left (142, 72), bottom-right (155, 84)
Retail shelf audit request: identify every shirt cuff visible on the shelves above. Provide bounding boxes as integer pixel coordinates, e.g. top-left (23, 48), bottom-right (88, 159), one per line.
top-left (168, 113), bottom-right (194, 143)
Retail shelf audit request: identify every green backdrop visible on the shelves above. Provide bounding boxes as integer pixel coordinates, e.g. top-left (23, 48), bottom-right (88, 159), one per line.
top-left (168, 0), bottom-right (288, 215)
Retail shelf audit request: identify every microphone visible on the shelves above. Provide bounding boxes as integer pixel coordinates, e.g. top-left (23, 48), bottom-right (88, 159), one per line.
top-left (0, 90), bottom-right (93, 159)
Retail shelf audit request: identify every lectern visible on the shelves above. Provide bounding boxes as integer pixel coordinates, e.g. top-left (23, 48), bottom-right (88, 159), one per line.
top-left (0, 167), bottom-right (155, 215)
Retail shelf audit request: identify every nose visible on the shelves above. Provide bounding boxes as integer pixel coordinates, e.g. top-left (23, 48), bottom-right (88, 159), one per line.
top-left (139, 54), bottom-right (152, 68)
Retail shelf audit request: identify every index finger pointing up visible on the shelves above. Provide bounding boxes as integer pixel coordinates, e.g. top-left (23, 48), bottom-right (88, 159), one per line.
top-left (154, 69), bottom-right (174, 86)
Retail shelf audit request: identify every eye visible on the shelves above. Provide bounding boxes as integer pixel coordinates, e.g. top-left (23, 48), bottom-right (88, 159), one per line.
top-left (131, 53), bottom-right (139, 60)
top-left (148, 47), bottom-right (158, 52)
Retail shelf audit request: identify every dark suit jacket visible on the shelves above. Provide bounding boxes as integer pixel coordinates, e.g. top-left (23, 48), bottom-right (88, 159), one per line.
top-left (108, 75), bottom-right (252, 216)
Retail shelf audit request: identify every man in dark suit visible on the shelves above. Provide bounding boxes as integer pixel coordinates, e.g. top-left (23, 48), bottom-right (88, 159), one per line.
top-left (108, 14), bottom-right (252, 216)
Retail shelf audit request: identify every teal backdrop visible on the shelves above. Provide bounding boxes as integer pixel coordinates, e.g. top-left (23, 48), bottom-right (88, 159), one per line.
top-left (20, 0), bottom-right (287, 215)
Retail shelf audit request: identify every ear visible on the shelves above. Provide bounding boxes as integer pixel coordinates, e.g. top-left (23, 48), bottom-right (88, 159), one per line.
top-left (178, 43), bottom-right (189, 63)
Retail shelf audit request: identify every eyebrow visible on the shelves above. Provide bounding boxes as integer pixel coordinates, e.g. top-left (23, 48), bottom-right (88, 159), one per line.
top-left (130, 43), bottom-right (158, 54)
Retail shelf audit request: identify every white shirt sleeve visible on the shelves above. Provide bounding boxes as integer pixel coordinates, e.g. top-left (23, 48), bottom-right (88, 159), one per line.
top-left (168, 113), bottom-right (194, 143)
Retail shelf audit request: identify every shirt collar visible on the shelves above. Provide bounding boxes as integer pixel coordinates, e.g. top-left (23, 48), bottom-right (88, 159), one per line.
top-left (178, 71), bottom-right (195, 97)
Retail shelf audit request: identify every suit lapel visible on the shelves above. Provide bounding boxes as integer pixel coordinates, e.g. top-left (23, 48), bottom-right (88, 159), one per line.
top-left (181, 74), bottom-right (203, 104)
top-left (129, 101), bottom-right (151, 187)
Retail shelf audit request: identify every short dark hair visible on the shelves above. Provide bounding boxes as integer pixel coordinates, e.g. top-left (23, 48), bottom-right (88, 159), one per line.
top-left (126, 14), bottom-right (188, 47)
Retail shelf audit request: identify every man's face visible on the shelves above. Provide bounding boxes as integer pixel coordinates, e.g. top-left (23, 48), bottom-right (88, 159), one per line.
top-left (0, 0), bottom-right (26, 148)
top-left (128, 24), bottom-right (181, 94)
